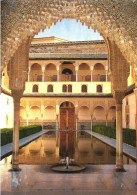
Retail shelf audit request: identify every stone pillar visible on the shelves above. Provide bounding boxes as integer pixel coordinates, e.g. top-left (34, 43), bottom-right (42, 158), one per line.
top-left (56, 114), bottom-right (59, 131)
top-left (57, 66), bottom-right (60, 81)
top-left (76, 115), bottom-right (78, 131)
top-left (42, 67), bottom-right (45, 82)
top-left (27, 115), bottom-right (29, 126)
top-left (108, 38), bottom-right (129, 171)
top-left (91, 115), bottom-right (93, 130)
top-left (106, 114), bottom-right (108, 126)
top-left (26, 106), bottom-right (30, 126)
top-left (75, 115), bottom-right (78, 141)
top-left (90, 66), bottom-right (93, 82)
top-left (41, 114), bottom-right (43, 130)
top-left (41, 105), bottom-right (44, 130)
top-left (75, 66), bottom-right (79, 81)
top-left (8, 38), bottom-right (31, 171)
top-left (134, 86), bottom-right (137, 184)
top-left (27, 66), bottom-right (31, 82)
top-left (11, 90), bottom-right (23, 171)
top-left (56, 114), bottom-right (59, 146)
top-left (115, 91), bottom-right (125, 171)
top-left (105, 66), bottom-right (108, 82)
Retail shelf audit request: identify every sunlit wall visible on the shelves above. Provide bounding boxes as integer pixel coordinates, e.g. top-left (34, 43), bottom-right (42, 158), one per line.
top-left (0, 93), bottom-right (14, 129)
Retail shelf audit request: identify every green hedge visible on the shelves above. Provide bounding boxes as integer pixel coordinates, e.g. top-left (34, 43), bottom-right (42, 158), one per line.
top-left (92, 125), bottom-right (136, 147)
top-left (1, 125), bottom-right (42, 146)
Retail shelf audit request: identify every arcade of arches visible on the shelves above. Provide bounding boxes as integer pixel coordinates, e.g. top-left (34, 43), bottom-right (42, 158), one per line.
top-left (1, 0), bottom-right (137, 172)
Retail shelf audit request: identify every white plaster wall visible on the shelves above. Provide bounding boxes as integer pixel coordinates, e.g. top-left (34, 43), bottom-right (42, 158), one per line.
top-left (24, 82), bottom-right (111, 94)
top-left (0, 93), bottom-right (14, 128)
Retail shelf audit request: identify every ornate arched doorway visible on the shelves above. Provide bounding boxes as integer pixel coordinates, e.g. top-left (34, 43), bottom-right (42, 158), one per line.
top-left (59, 101), bottom-right (75, 157)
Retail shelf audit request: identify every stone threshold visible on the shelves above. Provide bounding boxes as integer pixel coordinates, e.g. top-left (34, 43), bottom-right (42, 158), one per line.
top-left (86, 130), bottom-right (136, 160)
top-left (0, 130), bottom-right (49, 159)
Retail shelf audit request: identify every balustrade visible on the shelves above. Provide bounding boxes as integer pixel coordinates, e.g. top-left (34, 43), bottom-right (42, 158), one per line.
top-left (29, 74), bottom-right (110, 82)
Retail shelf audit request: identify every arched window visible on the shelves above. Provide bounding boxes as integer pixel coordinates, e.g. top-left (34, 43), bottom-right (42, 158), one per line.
top-left (62, 85), bottom-right (67, 92)
top-left (62, 68), bottom-right (73, 74)
top-left (81, 85), bottom-right (87, 92)
top-left (68, 85), bottom-right (72, 92)
top-left (97, 85), bottom-right (102, 93)
top-left (47, 85), bottom-right (53, 92)
top-left (32, 85), bottom-right (38, 92)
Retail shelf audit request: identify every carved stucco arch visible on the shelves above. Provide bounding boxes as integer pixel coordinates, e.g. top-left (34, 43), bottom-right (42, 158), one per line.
top-left (2, 0), bottom-right (137, 71)
top-left (78, 63), bottom-right (90, 70)
top-left (30, 63), bottom-right (42, 70)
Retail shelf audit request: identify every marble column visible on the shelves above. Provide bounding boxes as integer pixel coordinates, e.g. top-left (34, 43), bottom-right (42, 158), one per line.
top-left (57, 66), bottom-right (60, 81)
top-left (106, 114), bottom-right (108, 126)
top-left (27, 115), bottom-right (29, 126)
top-left (105, 66), bottom-right (108, 82)
top-left (11, 90), bottom-right (23, 171)
top-left (76, 70), bottom-right (78, 81)
top-left (28, 71), bottom-right (30, 82)
top-left (8, 38), bottom-right (31, 171)
top-left (134, 88), bottom-right (137, 183)
top-left (91, 115), bottom-right (93, 130)
top-left (115, 91), bottom-right (125, 171)
top-left (41, 114), bottom-right (43, 130)
top-left (42, 67), bottom-right (45, 82)
top-left (106, 70), bottom-right (108, 82)
top-left (75, 115), bottom-right (78, 141)
top-left (56, 115), bottom-right (59, 146)
top-left (75, 66), bottom-right (79, 82)
top-left (90, 66), bottom-right (93, 82)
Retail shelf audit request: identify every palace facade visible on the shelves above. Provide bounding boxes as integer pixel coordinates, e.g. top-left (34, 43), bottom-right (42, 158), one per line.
top-left (1, 37), bottom-right (135, 131)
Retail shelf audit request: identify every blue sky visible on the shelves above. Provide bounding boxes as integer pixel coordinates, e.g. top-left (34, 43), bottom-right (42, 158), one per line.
top-left (35, 19), bottom-right (103, 41)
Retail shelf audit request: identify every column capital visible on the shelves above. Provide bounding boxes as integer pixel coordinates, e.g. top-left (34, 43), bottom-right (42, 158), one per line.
top-left (11, 89), bottom-right (24, 100)
top-left (57, 66), bottom-right (60, 71)
top-left (105, 66), bottom-right (108, 71)
top-left (114, 91), bottom-right (125, 104)
top-left (42, 66), bottom-right (45, 72)
top-left (90, 66), bottom-right (94, 71)
top-left (75, 66), bottom-right (79, 72)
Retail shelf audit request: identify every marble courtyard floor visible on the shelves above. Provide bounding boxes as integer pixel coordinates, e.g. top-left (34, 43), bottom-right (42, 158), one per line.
top-left (1, 164), bottom-right (137, 195)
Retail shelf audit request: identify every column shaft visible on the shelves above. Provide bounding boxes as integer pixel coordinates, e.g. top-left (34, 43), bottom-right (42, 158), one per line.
top-left (76, 71), bottom-right (78, 82)
top-left (56, 115), bottom-right (59, 146)
top-left (12, 97), bottom-right (20, 170)
top-left (28, 71), bottom-right (30, 82)
top-left (106, 71), bottom-right (108, 81)
top-left (106, 115), bottom-right (108, 126)
top-left (116, 103), bottom-right (123, 170)
top-left (91, 71), bottom-right (92, 82)
top-left (27, 116), bottom-right (29, 126)
top-left (42, 71), bottom-right (45, 82)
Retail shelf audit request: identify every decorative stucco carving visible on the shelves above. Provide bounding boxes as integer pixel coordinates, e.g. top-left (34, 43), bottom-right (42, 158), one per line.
top-left (1, 0), bottom-right (137, 71)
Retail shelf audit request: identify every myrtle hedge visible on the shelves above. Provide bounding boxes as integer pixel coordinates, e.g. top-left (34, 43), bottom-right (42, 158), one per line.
top-left (92, 125), bottom-right (136, 147)
top-left (1, 125), bottom-right (42, 146)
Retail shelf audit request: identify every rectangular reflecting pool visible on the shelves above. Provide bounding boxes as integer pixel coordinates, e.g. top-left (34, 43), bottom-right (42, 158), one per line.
top-left (0, 131), bottom-right (135, 165)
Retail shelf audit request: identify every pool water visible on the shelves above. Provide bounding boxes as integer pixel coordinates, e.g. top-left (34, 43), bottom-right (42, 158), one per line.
top-left (1, 131), bottom-right (135, 165)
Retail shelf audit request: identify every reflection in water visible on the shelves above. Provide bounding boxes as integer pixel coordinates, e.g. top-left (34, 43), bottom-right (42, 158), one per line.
top-left (0, 131), bottom-right (135, 165)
